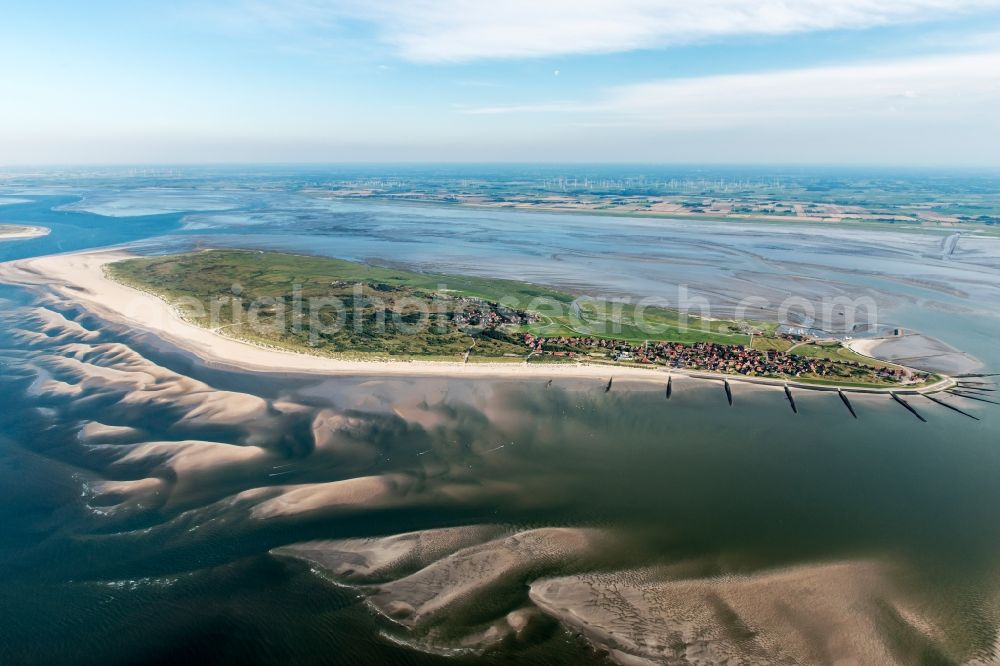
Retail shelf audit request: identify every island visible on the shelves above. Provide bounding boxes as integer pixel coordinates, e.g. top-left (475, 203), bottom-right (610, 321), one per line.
top-left (101, 250), bottom-right (935, 390)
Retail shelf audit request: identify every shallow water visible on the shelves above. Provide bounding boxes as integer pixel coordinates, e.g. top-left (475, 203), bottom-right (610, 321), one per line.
top-left (1, 179), bottom-right (999, 663)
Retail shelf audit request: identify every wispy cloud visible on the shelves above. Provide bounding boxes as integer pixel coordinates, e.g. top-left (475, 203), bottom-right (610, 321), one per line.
top-left (459, 50), bottom-right (1000, 130)
top-left (216, 0), bottom-right (1000, 62)
top-left (457, 101), bottom-right (583, 115)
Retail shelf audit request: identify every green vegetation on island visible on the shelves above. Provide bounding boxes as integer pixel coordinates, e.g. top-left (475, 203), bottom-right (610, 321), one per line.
top-left (107, 250), bottom-right (928, 387)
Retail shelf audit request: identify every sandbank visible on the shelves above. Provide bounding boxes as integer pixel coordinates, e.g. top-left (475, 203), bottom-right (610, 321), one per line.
top-left (0, 224), bottom-right (49, 241)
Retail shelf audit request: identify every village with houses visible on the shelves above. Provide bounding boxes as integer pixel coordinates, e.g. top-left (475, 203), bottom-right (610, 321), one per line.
top-left (519, 333), bottom-right (923, 386)
top-left (441, 291), bottom-right (923, 386)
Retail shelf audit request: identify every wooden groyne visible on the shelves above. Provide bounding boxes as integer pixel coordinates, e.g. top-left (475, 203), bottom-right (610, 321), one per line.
top-left (923, 394), bottom-right (980, 421)
top-left (589, 370), bottom-right (979, 422)
top-left (891, 392), bottom-right (927, 422)
top-left (947, 390), bottom-right (999, 405)
top-left (838, 390), bottom-right (858, 419)
top-left (955, 384), bottom-right (995, 392)
top-left (784, 384), bottom-right (797, 414)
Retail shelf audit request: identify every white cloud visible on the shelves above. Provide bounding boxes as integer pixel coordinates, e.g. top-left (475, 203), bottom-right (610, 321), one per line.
top-left (461, 50), bottom-right (1000, 131)
top-left (233, 0), bottom-right (1000, 62)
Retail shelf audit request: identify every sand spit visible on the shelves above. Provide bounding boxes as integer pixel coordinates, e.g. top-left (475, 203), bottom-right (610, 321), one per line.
top-left (0, 224), bottom-right (49, 241)
top-left (279, 526), bottom-right (609, 651)
top-left (529, 561), bottom-right (947, 665)
top-left (88, 477), bottom-right (170, 516)
top-left (78, 421), bottom-right (145, 444)
top-left (248, 474), bottom-right (413, 520)
top-left (274, 525), bottom-right (511, 583)
top-left (114, 440), bottom-right (269, 477)
top-left (850, 334), bottom-right (982, 376)
top-left (85, 437), bottom-right (274, 513)
top-left (0, 249), bottom-right (951, 393)
top-left (366, 527), bottom-right (603, 626)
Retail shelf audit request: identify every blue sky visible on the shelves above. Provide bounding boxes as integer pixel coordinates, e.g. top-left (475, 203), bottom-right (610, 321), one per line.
top-left (2, 1), bottom-right (1000, 165)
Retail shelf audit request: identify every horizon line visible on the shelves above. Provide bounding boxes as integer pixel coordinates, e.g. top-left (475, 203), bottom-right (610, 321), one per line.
top-left (3, 161), bottom-right (1000, 173)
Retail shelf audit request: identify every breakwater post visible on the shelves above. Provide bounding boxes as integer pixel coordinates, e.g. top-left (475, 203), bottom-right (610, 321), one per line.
top-left (923, 394), bottom-right (980, 421)
top-left (955, 384), bottom-right (995, 392)
top-left (784, 384), bottom-right (797, 414)
top-left (947, 390), bottom-right (999, 405)
top-left (891, 392), bottom-right (927, 422)
top-left (839, 390), bottom-right (858, 419)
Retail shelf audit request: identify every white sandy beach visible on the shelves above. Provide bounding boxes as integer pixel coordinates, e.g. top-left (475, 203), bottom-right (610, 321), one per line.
top-left (0, 249), bottom-right (954, 393)
top-left (0, 224), bottom-right (49, 241)
top-left (847, 338), bottom-right (884, 358)
top-left (0, 249), bottom-right (687, 384)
